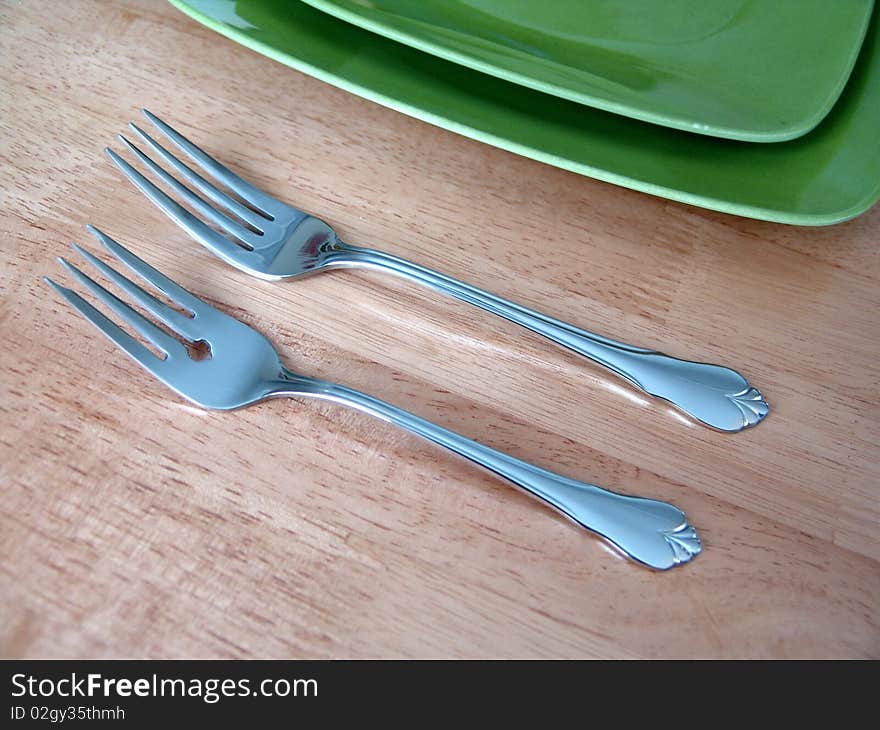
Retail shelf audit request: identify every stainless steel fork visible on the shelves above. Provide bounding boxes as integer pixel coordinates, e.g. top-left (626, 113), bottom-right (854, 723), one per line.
top-left (105, 110), bottom-right (768, 433)
top-left (45, 227), bottom-right (701, 570)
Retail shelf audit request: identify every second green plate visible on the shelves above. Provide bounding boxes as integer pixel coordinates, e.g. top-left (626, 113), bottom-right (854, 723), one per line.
top-left (301, 0), bottom-right (873, 143)
top-left (171, 0), bottom-right (880, 225)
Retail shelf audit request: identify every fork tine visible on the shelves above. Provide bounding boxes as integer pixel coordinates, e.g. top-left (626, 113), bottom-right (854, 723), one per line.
top-left (57, 255), bottom-right (186, 359)
top-left (85, 225), bottom-right (206, 316)
top-left (141, 109), bottom-right (278, 218)
top-left (70, 242), bottom-right (199, 340)
top-left (44, 275), bottom-right (167, 373)
top-left (106, 147), bottom-right (253, 267)
top-left (117, 132), bottom-right (256, 244)
top-left (126, 122), bottom-right (267, 232)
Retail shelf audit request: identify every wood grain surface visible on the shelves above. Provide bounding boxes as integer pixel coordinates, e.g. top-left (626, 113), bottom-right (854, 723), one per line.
top-left (1, 0), bottom-right (878, 658)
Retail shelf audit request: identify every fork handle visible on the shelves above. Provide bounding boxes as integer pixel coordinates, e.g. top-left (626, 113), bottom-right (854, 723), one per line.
top-left (274, 374), bottom-right (700, 570)
top-left (326, 243), bottom-right (767, 432)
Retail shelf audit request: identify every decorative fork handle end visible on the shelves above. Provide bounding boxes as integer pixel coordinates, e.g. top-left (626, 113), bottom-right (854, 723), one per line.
top-left (722, 386), bottom-right (770, 430)
top-left (609, 352), bottom-right (769, 433)
top-left (534, 477), bottom-right (702, 570)
top-left (660, 522), bottom-right (703, 567)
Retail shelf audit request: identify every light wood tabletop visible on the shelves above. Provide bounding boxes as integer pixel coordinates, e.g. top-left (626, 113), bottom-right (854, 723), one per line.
top-left (1, 0), bottom-right (878, 658)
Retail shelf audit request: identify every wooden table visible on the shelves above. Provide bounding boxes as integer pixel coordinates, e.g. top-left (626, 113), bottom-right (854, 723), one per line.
top-left (1, 0), bottom-right (878, 659)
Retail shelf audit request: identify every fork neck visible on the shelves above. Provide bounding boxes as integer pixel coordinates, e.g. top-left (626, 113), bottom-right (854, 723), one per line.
top-left (320, 241), bottom-right (406, 272)
top-left (265, 367), bottom-right (438, 430)
top-left (263, 367), bottom-right (340, 399)
top-left (319, 241), bottom-right (506, 301)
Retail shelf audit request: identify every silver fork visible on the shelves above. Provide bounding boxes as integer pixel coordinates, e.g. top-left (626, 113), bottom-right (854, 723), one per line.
top-left (45, 227), bottom-right (701, 570)
top-left (105, 110), bottom-right (768, 434)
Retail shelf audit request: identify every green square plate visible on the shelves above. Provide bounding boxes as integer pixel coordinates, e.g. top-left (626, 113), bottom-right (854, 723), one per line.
top-left (171, 0), bottom-right (880, 225)
top-left (299, 0), bottom-right (873, 143)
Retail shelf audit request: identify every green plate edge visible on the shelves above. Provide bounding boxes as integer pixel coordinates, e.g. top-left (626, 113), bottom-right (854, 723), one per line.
top-left (168, 0), bottom-right (880, 226)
